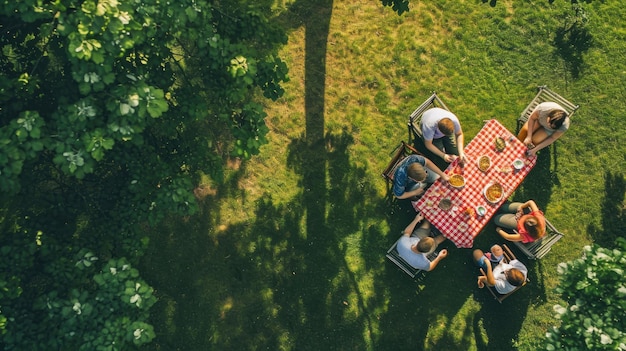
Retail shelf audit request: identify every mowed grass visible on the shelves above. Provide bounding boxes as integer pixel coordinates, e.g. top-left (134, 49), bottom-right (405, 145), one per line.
top-left (139, 1), bottom-right (626, 350)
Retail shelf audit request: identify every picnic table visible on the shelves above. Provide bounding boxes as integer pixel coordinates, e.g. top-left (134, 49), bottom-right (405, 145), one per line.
top-left (414, 119), bottom-right (537, 248)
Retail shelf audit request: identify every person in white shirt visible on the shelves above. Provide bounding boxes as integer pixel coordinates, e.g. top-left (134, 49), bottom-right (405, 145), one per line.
top-left (397, 213), bottom-right (448, 271)
top-left (474, 248), bottom-right (527, 294)
top-left (420, 107), bottom-right (466, 164)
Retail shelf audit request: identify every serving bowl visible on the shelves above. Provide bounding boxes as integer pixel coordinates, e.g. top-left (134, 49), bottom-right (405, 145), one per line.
top-left (449, 174), bottom-right (465, 189)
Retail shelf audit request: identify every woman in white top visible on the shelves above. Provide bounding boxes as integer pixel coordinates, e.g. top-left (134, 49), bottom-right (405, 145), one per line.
top-left (517, 102), bottom-right (570, 157)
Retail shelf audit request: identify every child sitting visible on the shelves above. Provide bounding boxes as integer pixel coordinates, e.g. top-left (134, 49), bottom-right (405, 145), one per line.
top-left (473, 244), bottom-right (504, 271)
top-left (484, 244), bottom-right (504, 265)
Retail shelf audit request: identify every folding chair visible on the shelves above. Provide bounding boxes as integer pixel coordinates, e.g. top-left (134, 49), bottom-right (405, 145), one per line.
top-left (511, 218), bottom-right (564, 260)
top-left (381, 141), bottom-right (423, 184)
top-left (386, 234), bottom-right (438, 279)
top-left (482, 244), bottom-right (529, 303)
top-left (407, 92), bottom-right (451, 146)
top-left (516, 85), bottom-right (580, 134)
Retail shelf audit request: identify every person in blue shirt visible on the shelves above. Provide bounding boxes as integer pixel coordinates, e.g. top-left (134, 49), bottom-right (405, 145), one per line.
top-left (392, 154), bottom-right (448, 200)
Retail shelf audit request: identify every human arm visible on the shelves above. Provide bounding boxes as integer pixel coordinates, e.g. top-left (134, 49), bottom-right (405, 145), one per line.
top-left (424, 158), bottom-right (450, 182)
top-left (526, 130), bottom-right (563, 157)
top-left (396, 187), bottom-right (425, 200)
top-left (424, 139), bottom-right (456, 163)
top-left (523, 110), bottom-right (539, 147)
top-left (402, 213), bottom-right (424, 236)
top-left (496, 227), bottom-right (523, 242)
top-left (427, 249), bottom-right (448, 271)
top-left (519, 200), bottom-right (540, 213)
top-left (455, 131), bottom-right (466, 163)
top-left (478, 259), bottom-right (495, 288)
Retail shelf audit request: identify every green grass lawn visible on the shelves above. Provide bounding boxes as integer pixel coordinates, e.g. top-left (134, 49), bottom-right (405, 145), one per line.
top-left (139, 1), bottom-right (626, 350)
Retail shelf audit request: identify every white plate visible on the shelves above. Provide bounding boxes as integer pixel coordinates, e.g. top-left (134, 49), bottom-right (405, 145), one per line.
top-left (483, 182), bottom-right (504, 204)
top-left (513, 158), bottom-right (524, 170)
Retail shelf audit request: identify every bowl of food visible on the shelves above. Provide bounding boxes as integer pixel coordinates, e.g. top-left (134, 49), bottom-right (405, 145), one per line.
top-left (477, 155), bottom-right (491, 172)
top-left (475, 205), bottom-right (487, 216)
top-left (494, 137), bottom-right (507, 152)
top-left (449, 174), bottom-right (465, 189)
top-left (483, 182), bottom-right (504, 203)
top-left (438, 198), bottom-right (452, 211)
top-left (513, 158), bottom-right (524, 170)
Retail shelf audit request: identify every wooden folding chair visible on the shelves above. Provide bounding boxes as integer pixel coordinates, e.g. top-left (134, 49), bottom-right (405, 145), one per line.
top-left (407, 92), bottom-right (451, 146)
top-left (386, 234), bottom-right (438, 279)
top-left (381, 141), bottom-right (423, 184)
top-left (482, 244), bottom-right (529, 303)
top-left (516, 85), bottom-right (580, 134)
top-left (511, 218), bottom-right (564, 260)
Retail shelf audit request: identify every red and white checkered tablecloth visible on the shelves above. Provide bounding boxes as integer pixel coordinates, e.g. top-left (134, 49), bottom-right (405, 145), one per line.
top-left (413, 119), bottom-right (536, 248)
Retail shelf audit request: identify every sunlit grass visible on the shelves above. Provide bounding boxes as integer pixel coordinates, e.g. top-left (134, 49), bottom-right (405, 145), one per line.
top-left (141, 1), bottom-right (626, 350)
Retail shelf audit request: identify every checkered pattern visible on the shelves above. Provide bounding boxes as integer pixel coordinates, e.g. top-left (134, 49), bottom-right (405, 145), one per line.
top-left (413, 119), bottom-right (537, 248)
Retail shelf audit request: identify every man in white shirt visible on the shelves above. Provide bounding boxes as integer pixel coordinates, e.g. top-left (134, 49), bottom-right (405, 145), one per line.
top-left (420, 107), bottom-right (466, 164)
top-left (397, 213), bottom-right (448, 271)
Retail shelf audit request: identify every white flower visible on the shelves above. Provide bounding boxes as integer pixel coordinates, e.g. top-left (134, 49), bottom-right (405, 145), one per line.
top-left (128, 93), bottom-right (140, 107)
top-left (134, 328), bottom-right (144, 339)
top-left (118, 11), bottom-right (131, 25)
top-left (110, 267), bottom-right (117, 275)
top-left (122, 264), bottom-right (130, 270)
top-left (601, 334), bottom-right (613, 345)
top-left (83, 72), bottom-right (100, 84)
top-left (130, 293), bottom-right (142, 306)
top-left (72, 301), bottom-right (82, 315)
top-left (553, 304), bottom-right (566, 316)
top-left (120, 103), bottom-right (133, 115)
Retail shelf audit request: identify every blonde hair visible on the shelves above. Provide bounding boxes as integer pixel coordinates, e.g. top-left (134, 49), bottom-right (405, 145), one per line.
top-left (437, 118), bottom-right (455, 136)
top-left (407, 163), bottom-right (427, 182)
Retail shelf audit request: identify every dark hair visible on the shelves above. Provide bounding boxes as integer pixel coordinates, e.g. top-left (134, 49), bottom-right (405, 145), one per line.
top-left (523, 216), bottom-right (545, 239)
top-left (548, 110), bottom-right (568, 129)
top-left (437, 118), bottom-right (455, 136)
top-left (505, 268), bottom-right (525, 287)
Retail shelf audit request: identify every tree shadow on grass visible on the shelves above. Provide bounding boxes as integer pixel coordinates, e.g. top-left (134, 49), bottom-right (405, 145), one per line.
top-left (587, 171), bottom-right (626, 248)
top-left (553, 22), bottom-right (593, 79)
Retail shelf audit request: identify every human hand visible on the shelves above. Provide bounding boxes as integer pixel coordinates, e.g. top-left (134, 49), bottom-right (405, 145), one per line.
top-left (477, 278), bottom-right (485, 289)
top-left (438, 249), bottom-right (448, 258)
top-left (415, 213), bottom-right (424, 222)
top-left (525, 148), bottom-right (537, 158)
top-left (523, 137), bottom-right (532, 147)
top-left (443, 154), bottom-right (458, 163)
top-left (441, 174), bottom-right (450, 182)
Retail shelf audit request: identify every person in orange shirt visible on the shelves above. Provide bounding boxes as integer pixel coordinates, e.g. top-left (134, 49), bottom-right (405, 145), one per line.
top-left (493, 200), bottom-right (546, 243)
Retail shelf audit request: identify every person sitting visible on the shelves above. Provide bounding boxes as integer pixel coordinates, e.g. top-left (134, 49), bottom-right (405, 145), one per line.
top-left (420, 107), bottom-right (466, 164)
top-left (474, 249), bottom-right (528, 294)
top-left (484, 244), bottom-right (504, 266)
top-left (517, 101), bottom-right (570, 157)
top-left (493, 200), bottom-right (546, 243)
top-left (397, 213), bottom-right (448, 271)
top-left (392, 154), bottom-right (449, 200)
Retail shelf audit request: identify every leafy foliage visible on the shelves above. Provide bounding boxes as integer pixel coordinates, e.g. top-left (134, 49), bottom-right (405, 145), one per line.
top-left (0, 0), bottom-right (288, 349)
top-left (545, 239), bottom-right (626, 350)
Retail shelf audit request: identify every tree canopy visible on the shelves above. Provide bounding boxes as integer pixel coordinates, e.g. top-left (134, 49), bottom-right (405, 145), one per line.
top-left (0, 0), bottom-right (288, 349)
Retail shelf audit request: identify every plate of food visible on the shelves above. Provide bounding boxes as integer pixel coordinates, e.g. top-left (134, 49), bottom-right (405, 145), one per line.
top-left (494, 137), bottom-right (507, 152)
top-left (438, 198), bottom-right (452, 211)
top-left (513, 158), bottom-right (524, 170)
top-left (477, 155), bottom-right (491, 172)
top-left (483, 182), bottom-right (504, 203)
top-left (449, 174), bottom-right (465, 189)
